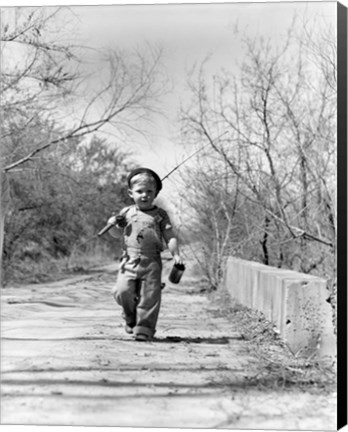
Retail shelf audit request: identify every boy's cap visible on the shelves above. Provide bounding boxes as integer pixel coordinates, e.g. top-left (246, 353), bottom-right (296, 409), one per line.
top-left (127, 168), bottom-right (162, 192)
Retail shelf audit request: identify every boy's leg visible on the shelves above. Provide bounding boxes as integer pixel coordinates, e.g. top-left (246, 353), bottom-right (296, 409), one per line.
top-left (134, 259), bottom-right (162, 338)
top-left (112, 270), bottom-right (139, 329)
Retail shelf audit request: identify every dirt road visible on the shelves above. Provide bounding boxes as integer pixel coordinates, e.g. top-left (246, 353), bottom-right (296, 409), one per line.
top-left (1, 261), bottom-right (337, 429)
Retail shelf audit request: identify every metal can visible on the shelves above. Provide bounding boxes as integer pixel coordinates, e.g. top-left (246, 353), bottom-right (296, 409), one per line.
top-left (168, 263), bottom-right (186, 284)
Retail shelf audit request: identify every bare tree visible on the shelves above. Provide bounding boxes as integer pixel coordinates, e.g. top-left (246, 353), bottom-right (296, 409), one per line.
top-left (0, 7), bottom-right (166, 283)
top-left (179, 16), bottom-right (336, 285)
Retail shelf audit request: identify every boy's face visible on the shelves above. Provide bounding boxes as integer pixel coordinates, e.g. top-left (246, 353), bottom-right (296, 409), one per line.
top-left (128, 179), bottom-right (157, 210)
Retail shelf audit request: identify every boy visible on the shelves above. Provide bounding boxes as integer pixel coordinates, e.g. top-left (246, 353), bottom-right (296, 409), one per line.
top-left (107, 167), bottom-right (183, 341)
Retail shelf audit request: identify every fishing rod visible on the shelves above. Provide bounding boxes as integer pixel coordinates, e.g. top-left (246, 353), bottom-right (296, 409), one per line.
top-left (97, 130), bottom-right (229, 237)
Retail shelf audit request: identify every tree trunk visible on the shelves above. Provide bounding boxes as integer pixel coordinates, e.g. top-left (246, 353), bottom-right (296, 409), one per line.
top-left (0, 168), bottom-right (11, 287)
top-left (261, 215), bottom-right (270, 265)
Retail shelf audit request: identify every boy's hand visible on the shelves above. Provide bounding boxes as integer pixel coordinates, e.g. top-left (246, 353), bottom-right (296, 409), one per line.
top-left (107, 215), bottom-right (127, 228)
top-left (115, 215), bottom-right (127, 228)
top-left (174, 254), bottom-right (184, 265)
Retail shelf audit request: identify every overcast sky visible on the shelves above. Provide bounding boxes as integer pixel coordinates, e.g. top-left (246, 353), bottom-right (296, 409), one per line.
top-left (62, 2), bottom-right (336, 179)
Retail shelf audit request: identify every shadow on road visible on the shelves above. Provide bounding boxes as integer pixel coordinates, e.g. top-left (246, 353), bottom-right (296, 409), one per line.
top-left (153, 335), bottom-right (243, 344)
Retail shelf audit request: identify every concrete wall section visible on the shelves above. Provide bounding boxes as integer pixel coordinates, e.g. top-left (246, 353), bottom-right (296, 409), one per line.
top-left (223, 257), bottom-right (336, 360)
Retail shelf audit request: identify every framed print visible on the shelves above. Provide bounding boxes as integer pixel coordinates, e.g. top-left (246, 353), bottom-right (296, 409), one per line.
top-left (1, 1), bottom-right (346, 430)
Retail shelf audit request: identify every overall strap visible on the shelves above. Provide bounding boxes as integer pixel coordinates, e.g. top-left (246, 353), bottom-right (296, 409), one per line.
top-left (119, 206), bottom-right (133, 260)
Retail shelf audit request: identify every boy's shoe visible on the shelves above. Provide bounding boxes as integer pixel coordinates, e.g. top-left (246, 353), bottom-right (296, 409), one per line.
top-left (134, 333), bottom-right (150, 342)
top-left (125, 324), bottom-right (134, 334)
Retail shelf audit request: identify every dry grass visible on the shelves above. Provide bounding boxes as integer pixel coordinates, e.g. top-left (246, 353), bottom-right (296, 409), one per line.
top-left (2, 250), bottom-right (116, 286)
top-left (209, 286), bottom-right (337, 393)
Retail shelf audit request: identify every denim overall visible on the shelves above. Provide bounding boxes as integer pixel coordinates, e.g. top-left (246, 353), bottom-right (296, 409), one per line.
top-left (112, 205), bottom-right (171, 338)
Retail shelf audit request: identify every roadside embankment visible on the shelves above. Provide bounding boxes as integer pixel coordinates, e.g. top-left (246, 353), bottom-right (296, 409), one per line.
top-left (222, 257), bottom-right (336, 361)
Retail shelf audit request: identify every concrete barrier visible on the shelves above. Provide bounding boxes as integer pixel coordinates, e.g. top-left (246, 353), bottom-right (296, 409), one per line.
top-left (223, 257), bottom-right (336, 360)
